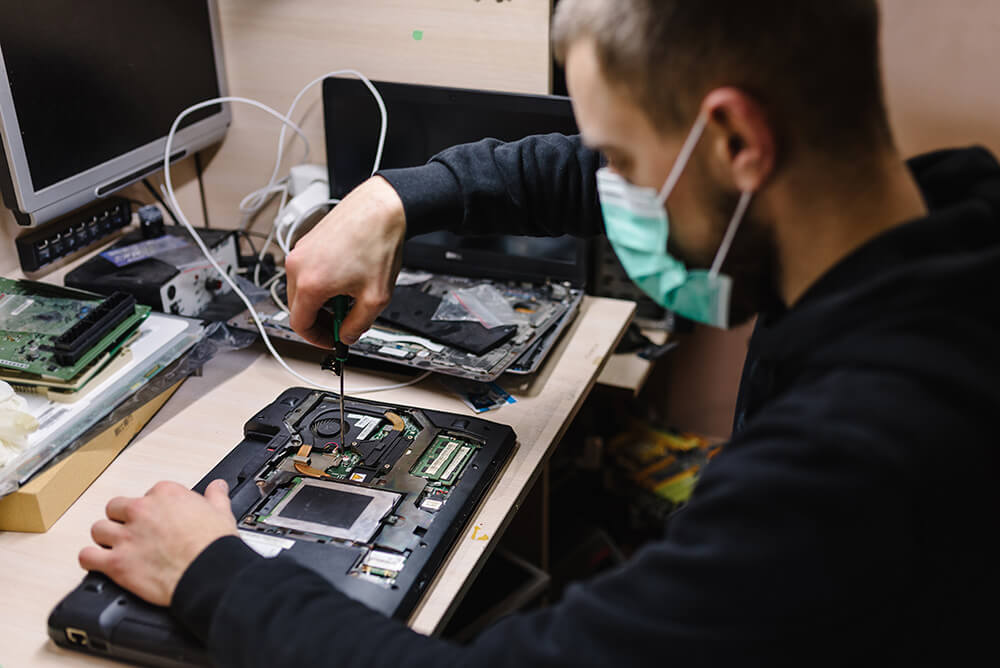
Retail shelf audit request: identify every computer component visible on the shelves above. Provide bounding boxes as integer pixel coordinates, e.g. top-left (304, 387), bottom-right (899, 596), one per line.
top-left (324, 78), bottom-right (587, 285)
top-left (0, 312), bottom-right (203, 496)
top-left (229, 271), bottom-right (582, 382)
top-left (64, 226), bottom-right (238, 317)
top-left (230, 79), bottom-right (588, 381)
top-left (0, 1), bottom-right (230, 228)
top-left (14, 198), bottom-right (133, 273)
top-left (0, 278), bottom-right (150, 386)
top-left (48, 387), bottom-right (517, 665)
top-left (378, 285), bottom-right (518, 356)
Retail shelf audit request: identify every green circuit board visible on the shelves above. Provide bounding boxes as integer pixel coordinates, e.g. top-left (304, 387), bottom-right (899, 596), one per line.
top-left (0, 278), bottom-right (150, 382)
top-left (411, 434), bottom-right (480, 486)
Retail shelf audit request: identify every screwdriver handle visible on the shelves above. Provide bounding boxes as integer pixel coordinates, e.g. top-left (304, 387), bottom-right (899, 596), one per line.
top-left (332, 295), bottom-right (350, 363)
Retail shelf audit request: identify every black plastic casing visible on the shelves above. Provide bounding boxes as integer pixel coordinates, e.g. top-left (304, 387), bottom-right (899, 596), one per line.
top-left (48, 388), bottom-right (516, 666)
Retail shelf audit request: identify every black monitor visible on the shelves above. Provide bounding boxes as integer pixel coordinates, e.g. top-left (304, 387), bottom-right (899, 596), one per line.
top-left (322, 78), bottom-right (587, 287)
top-left (0, 1), bottom-right (230, 227)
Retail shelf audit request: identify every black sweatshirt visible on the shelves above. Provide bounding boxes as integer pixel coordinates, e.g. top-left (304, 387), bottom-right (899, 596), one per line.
top-left (172, 137), bottom-right (1000, 667)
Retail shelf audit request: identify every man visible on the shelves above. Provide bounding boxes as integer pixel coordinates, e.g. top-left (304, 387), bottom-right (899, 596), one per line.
top-left (81, 1), bottom-right (1000, 665)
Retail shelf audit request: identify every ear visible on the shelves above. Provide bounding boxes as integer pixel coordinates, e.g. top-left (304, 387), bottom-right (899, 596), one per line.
top-left (700, 88), bottom-right (776, 192)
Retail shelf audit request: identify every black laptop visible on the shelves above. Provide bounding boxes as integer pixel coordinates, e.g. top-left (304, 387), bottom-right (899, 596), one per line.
top-left (228, 80), bottom-right (587, 382)
top-left (49, 387), bottom-right (516, 666)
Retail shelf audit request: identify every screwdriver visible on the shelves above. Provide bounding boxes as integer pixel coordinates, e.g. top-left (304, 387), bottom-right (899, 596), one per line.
top-left (332, 295), bottom-right (350, 451)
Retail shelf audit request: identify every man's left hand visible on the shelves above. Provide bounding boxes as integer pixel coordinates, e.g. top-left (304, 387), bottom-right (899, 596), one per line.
top-left (79, 479), bottom-right (238, 607)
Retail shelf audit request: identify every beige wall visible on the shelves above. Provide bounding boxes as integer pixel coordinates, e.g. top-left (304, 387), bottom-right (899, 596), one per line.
top-left (881, 0), bottom-right (1000, 158)
top-left (0, 216), bottom-right (15, 275)
top-left (199, 0), bottom-right (552, 233)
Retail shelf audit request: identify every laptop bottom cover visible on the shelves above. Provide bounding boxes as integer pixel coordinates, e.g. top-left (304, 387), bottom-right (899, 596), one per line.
top-left (48, 387), bottom-right (516, 666)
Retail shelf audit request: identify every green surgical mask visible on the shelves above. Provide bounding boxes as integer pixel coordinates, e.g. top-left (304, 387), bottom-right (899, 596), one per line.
top-left (597, 113), bottom-right (753, 329)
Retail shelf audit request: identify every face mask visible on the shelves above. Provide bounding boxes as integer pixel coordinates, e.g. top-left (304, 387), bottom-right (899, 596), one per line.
top-left (597, 113), bottom-right (753, 328)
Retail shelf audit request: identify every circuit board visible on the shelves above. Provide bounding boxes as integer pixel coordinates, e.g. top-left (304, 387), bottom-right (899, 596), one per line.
top-left (237, 390), bottom-right (489, 588)
top-left (49, 388), bottom-right (516, 664)
top-left (0, 278), bottom-right (150, 383)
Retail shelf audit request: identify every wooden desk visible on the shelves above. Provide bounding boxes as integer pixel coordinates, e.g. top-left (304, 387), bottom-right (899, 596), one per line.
top-left (597, 329), bottom-right (670, 397)
top-left (0, 294), bottom-right (633, 666)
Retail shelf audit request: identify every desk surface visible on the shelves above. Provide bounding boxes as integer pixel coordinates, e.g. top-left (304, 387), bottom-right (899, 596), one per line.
top-left (0, 294), bottom-right (633, 666)
top-left (597, 328), bottom-right (669, 396)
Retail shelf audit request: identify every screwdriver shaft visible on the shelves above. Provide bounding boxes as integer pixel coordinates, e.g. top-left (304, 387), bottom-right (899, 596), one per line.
top-left (339, 371), bottom-right (346, 451)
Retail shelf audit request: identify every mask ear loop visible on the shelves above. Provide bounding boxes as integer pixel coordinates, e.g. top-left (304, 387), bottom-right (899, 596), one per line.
top-left (709, 190), bottom-right (753, 277)
top-left (656, 112), bottom-right (711, 205)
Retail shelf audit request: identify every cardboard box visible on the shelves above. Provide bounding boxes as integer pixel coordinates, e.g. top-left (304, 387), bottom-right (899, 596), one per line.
top-left (0, 380), bottom-right (183, 532)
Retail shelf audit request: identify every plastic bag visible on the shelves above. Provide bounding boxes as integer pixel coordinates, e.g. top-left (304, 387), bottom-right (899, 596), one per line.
top-left (432, 284), bottom-right (519, 329)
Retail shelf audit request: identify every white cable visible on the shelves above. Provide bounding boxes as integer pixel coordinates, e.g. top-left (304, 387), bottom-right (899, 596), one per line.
top-left (253, 224), bottom-right (277, 286)
top-left (270, 278), bottom-right (290, 314)
top-left (278, 69), bottom-right (388, 183)
top-left (163, 95), bottom-right (427, 395)
top-left (262, 268), bottom-right (286, 289)
top-left (239, 182), bottom-right (288, 218)
top-left (238, 69), bottom-right (388, 231)
top-left (276, 198), bottom-right (341, 255)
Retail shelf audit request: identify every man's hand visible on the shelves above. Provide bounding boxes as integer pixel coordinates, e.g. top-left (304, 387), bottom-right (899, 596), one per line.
top-left (285, 176), bottom-right (407, 348)
top-left (79, 479), bottom-right (238, 607)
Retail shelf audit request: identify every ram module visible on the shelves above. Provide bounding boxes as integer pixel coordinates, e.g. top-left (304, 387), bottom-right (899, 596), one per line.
top-left (412, 435), bottom-right (479, 486)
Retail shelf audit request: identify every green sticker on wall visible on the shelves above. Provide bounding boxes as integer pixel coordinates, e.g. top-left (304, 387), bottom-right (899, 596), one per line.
top-left (412, 30), bottom-right (424, 41)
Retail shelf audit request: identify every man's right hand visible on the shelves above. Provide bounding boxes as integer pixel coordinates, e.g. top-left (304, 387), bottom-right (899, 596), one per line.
top-left (285, 176), bottom-right (407, 348)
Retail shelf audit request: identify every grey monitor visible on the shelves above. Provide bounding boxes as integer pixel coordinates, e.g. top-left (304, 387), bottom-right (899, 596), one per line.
top-left (0, 1), bottom-right (231, 227)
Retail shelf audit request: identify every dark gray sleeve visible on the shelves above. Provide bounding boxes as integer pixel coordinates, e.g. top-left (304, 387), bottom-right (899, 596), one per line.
top-left (378, 133), bottom-right (604, 239)
top-left (170, 370), bottom-right (925, 668)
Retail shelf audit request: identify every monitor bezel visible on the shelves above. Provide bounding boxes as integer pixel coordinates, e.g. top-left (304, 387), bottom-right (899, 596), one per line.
top-left (0, 0), bottom-right (231, 227)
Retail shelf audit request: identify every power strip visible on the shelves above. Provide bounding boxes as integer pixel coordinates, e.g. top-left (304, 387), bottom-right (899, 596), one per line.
top-left (15, 198), bottom-right (132, 273)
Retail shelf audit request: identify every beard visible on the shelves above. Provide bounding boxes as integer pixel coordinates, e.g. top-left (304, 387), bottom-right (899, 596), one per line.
top-left (718, 205), bottom-right (779, 326)
top-left (665, 167), bottom-right (780, 327)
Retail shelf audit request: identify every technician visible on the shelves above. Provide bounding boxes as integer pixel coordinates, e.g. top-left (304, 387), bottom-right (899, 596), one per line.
top-left (81, 1), bottom-right (1000, 665)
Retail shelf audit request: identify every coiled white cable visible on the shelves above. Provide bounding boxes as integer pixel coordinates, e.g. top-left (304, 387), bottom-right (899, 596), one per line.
top-left (238, 69), bottom-right (388, 231)
top-left (162, 89), bottom-right (430, 395)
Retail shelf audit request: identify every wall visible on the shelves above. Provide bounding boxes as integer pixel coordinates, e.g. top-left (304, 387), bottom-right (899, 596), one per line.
top-left (881, 0), bottom-right (1000, 157)
top-left (197, 0), bottom-right (552, 232)
top-left (0, 215), bottom-right (15, 275)
top-left (1, 0), bottom-right (552, 274)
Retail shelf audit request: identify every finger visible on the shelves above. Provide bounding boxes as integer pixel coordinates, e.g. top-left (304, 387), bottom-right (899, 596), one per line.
top-left (91, 519), bottom-right (126, 548)
top-left (301, 307), bottom-right (336, 350)
top-left (288, 282), bottom-right (337, 347)
top-left (204, 479), bottom-right (232, 514)
top-left (340, 294), bottom-right (390, 345)
top-left (106, 496), bottom-right (136, 523)
top-left (79, 545), bottom-right (113, 574)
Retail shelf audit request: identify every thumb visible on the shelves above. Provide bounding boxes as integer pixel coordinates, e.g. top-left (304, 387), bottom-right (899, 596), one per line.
top-left (204, 479), bottom-right (232, 513)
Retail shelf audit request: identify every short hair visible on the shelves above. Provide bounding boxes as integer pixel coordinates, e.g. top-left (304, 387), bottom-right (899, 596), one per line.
top-left (552, 0), bottom-right (895, 163)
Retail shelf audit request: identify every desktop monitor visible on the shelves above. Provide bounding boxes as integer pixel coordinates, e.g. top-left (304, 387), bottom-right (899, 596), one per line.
top-left (0, 1), bottom-right (231, 227)
top-left (323, 78), bottom-right (587, 287)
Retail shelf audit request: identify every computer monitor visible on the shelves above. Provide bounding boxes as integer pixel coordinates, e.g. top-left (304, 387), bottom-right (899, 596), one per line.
top-left (0, 1), bottom-right (231, 227)
top-left (323, 78), bottom-right (587, 287)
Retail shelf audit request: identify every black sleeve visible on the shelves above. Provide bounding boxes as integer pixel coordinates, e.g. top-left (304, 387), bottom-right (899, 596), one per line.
top-left (377, 133), bottom-right (604, 239)
top-left (170, 369), bottom-right (927, 668)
